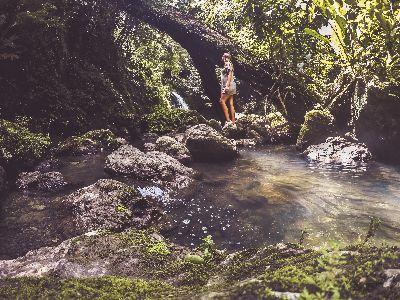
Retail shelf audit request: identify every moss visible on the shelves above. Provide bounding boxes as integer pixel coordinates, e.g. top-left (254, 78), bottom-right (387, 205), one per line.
top-left (296, 107), bottom-right (335, 150)
top-left (144, 105), bottom-right (206, 134)
top-left (0, 277), bottom-right (180, 300)
top-left (0, 119), bottom-right (51, 169)
top-left (1, 230), bottom-right (399, 299)
top-left (55, 129), bottom-right (122, 156)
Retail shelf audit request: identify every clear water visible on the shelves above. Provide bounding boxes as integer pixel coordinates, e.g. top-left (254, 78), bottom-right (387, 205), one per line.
top-left (161, 146), bottom-right (400, 250)
top-left (1, 146), bottom-right (400, 259)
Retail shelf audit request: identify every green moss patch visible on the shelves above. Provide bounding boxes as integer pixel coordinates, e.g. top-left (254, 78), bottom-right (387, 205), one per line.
top-left (296, 107), bottom-right (335, 150)
top-left (0, 119), bottom-right (51, 169)
top-left (55, 129), bottom-right (122, 156)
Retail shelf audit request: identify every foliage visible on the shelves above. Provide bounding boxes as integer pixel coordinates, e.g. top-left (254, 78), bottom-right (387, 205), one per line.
top-left (0, 119), bottom-right (51, 169)
top-left (144, 105), bottom-right (205, 134)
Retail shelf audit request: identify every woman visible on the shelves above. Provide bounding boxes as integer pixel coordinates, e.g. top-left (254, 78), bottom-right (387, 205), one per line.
top-left (219, 52), bottom-right (237, 128)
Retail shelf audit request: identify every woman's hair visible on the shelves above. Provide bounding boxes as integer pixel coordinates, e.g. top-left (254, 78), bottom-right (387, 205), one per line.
top-left (222, 52), bottom-right (231, 62)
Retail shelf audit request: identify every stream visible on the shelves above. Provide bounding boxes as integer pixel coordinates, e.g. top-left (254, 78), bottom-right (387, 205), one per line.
top-left (1, 146), bottom-right (399, 259)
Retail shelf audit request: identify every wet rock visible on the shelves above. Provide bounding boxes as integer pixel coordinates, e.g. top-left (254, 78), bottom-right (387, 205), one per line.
top-left (235, 139), bottom-right (258, 148)
top-left (34, 158), bottom-right (64, 173)
top-left (296, 106), bottom-right (335, 150)
top-left (303, 136), bottom-right (372, 166)
top-left (155, 136), bottom-right (191, 163)
top-left (59, 179), bottom-right (161, 235)
top-left (105, 145), bottom-right (194, 189)
top-left (16, 171), bottom-right (67, 192)
top-left (54, 129), bottom-right (125, 157)
top-left (185, 124), bottom-right (239, 162)
top-left (271, 291), bottom-right (301, 300)
top-left (0, 166), bottom-right (6, 193)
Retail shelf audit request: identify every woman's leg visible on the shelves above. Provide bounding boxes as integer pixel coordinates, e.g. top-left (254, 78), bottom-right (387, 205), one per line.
top-left (219, 93), bottom-right (230, 122)
top-left (228, 95), bottom-right (236, 124)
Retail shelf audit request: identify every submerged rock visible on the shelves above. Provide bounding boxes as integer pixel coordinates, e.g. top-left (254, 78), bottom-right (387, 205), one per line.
top-left (16, 171), bottom-right (67, 192)
top-left (303, 136), bottom-right (372, 166)
top-left (105, 145), bottom-right (194, 189)
top-left (59, 179), bottom-right (161, 235)
top-left (155, 136), bottom-right (191, 163)
top-left (296, 107), bottom-right (335, 150)
top-left (54, 129), bottom-right (126, 157)
top-left (185, 124), bottom-right (239, 162)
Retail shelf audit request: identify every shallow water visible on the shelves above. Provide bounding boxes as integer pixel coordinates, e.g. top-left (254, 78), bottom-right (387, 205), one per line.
top-left (161, 146), bottom-right (400, 250)
top-left (1, 146), bottom-right (400, 259)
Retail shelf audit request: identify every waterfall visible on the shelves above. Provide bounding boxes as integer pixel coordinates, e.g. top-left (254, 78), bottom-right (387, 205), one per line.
top-left (171, 92), bottom-right (189, 110)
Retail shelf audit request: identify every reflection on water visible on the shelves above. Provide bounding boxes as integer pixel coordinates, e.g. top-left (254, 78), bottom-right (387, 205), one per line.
top-left (162, 146), bottom-right (400, 250)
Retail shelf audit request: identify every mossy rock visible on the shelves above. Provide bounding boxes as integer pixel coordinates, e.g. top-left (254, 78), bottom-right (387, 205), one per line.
top-left (143, 106), bottom-right (207, 135)
top-left (55, 129), bottom-right (124, 156)
top-left (266, 112), bottom-right (297, 143)
top-left (0, 119), bottom-right (51, 170)
top-left (296, 107), bottom-right (335, 150)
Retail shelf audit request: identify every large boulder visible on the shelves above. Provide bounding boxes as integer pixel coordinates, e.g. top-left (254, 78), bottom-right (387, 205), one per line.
top-left (16, 171), bottom-right (67, 192)
top-left (105, 145), bottom-right (194, 189)
top-left (155, 136), bottom-right (191, 163)
top-left (355, 86), bottom-right (400, 162)
top-left (296, 107), bottom-right (335, 150)
top-left (59, 179), bottom-right (161, 235)
top-left (185, 124), bottom-right (239, 162)
top-left (303, 136), bottom-right (372, 166)
top-left (54, 129), bottom-right (126, 157)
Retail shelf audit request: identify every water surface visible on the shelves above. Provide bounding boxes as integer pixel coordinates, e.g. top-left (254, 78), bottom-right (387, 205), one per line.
top-left (162, 146), bottom-right (400, 250)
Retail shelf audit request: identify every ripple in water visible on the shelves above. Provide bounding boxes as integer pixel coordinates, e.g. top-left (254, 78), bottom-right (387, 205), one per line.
top-left (161, 146), bottom-right (400, 250)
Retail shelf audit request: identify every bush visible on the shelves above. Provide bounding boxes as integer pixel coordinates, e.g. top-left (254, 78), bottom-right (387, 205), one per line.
top-left (144, 106), bottom-right (206, 135)
top-left (0, 119), bottom-right (51, 170)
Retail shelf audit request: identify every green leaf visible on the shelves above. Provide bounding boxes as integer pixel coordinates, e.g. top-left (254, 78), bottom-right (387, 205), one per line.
top-left (304, 28), bottom-right (331, 44)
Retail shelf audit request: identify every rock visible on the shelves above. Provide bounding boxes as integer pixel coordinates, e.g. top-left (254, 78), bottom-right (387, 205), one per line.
top-left (105, 145), bottom-right (194, 189)
top-left (0, 166), bottom-right (6, 193)
top-left (355, 86), bottom-right (400, 162)
top-left (271, 291), bottom-right (301, 300)
top-left (0, 229), bottom-right (183, 279)
top-left (185, 124), bottom-right (239, 162)
top-left (141, 132), bottom-right (159, 144)
top-left (207, 119), bottom-right (222, 131)
top-left (59, 179), bottom-right (161, 235)
top-left (143, 143), bottom-right (156, 152)
top-left (224, 115), bottom-right (269, 143)
top-left (54, 129), bottom-right (125, 157)
top-left (296, 106), bottom-right (335, 150)
top-left (235, 139), bottom-right (258, 148)
top-left (16, 171), bottom-right (67, 192)
top-left (383, 269), bottom-right (400, 288)
top-left (34, 158), bottom-right (64, 173)
top-left (303, 136), bottom-right (372, 166)
top-left (155, 136), bottom-right (191, 163)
